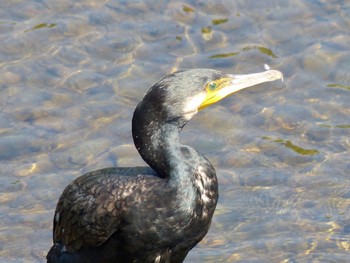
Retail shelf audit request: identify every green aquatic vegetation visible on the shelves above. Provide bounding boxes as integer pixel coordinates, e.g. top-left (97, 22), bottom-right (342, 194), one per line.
top-left (201, 26), bottom-right (212, 34)
top-left (209, 45), bottom-right (277, 60)
top-left (283, 140), bottom-right (319, 155)
top-left (209, 52), bottom-right (239, 59)
top-left (11, 180), bottom-right (21, 184)
top-left (318, 124), bottom-right (332, 128)
top-left (335, 124), bottom-right (350, 129)
top-left (183, 5), bottom-right (195, 13)
top-left (263, 136), bottom-right (319, 156)
top-left (212, 18), bottom-right (228, 25)
top-left (0, 21), bottom-right (17, 25)
top-left (327, 84), bottom-right (350, 91)
top-left (243, 45), bottom-right (278, 58)
top-left (25, 23), bottom-right (56, 32)
top-left (318, 123), bottom-right (350, 129)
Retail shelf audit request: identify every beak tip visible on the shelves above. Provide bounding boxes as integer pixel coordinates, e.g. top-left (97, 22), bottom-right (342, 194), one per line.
top-left (263, 64), bottom-right (283, 82)
top-left (267, 69), bottom-right (284, 83)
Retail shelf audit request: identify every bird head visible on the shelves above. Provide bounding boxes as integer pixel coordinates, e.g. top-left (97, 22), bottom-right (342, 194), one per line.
top-left (141, 68), bottom-right (283, 125)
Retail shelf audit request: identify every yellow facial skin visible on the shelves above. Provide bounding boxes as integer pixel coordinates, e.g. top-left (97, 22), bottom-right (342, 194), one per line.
top-left (198, 69), bottom-right (283, 110)
top-left (199, 77), bottom-right (234, 110)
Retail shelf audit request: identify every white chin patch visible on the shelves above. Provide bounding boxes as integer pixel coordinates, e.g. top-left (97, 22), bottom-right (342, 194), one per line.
top-left (183, 93), bottom-right (206, 120)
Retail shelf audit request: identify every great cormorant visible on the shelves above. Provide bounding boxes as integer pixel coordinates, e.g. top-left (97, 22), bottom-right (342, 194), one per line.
top-left (47, 68), bottom-right (283, 263)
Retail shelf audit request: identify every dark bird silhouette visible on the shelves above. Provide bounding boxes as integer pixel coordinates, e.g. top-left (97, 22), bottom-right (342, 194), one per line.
top-left (47, 68), bottom-right (283, 263)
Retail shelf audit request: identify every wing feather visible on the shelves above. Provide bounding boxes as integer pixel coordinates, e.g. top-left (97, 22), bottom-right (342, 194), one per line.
top-left (52, 167), bottom-right (156, 251)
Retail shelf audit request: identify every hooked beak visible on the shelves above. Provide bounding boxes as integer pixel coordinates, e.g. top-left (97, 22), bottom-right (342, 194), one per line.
top-left (199, 69), bottom-right (283, 110)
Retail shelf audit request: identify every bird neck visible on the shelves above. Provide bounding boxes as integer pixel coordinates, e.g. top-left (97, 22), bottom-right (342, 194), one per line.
top-left (132, 103), bottom-right (190, 179)
top-left (132, 101), bottom-right (218, 215)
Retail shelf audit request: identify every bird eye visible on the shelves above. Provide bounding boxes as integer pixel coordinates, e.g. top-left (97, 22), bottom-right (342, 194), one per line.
top-left (208, 82), bottom-right (217, 91)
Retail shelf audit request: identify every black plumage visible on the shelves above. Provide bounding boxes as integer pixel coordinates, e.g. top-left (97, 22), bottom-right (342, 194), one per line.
top-left (47, 68), bottom-right (282, 263)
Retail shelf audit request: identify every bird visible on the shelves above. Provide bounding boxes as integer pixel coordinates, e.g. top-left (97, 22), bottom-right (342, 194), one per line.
top-left (47, 68), bottom-right (283, 263)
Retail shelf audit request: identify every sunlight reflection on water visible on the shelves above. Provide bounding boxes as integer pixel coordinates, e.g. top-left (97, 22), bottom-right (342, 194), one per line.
top-left (0, 0), bottom-right (349, 262)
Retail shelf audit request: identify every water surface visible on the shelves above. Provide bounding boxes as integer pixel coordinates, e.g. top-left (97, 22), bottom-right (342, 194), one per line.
top-left (0, 0), bottom-right (349, 262)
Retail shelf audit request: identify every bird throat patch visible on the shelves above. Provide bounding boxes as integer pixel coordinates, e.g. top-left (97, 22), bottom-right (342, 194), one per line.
top-left (183, 92), bottom-right (206, 120)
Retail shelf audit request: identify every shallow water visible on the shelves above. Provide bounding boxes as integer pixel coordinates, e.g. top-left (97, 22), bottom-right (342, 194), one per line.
top-left (0, 0), bottom-right (349, 262)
